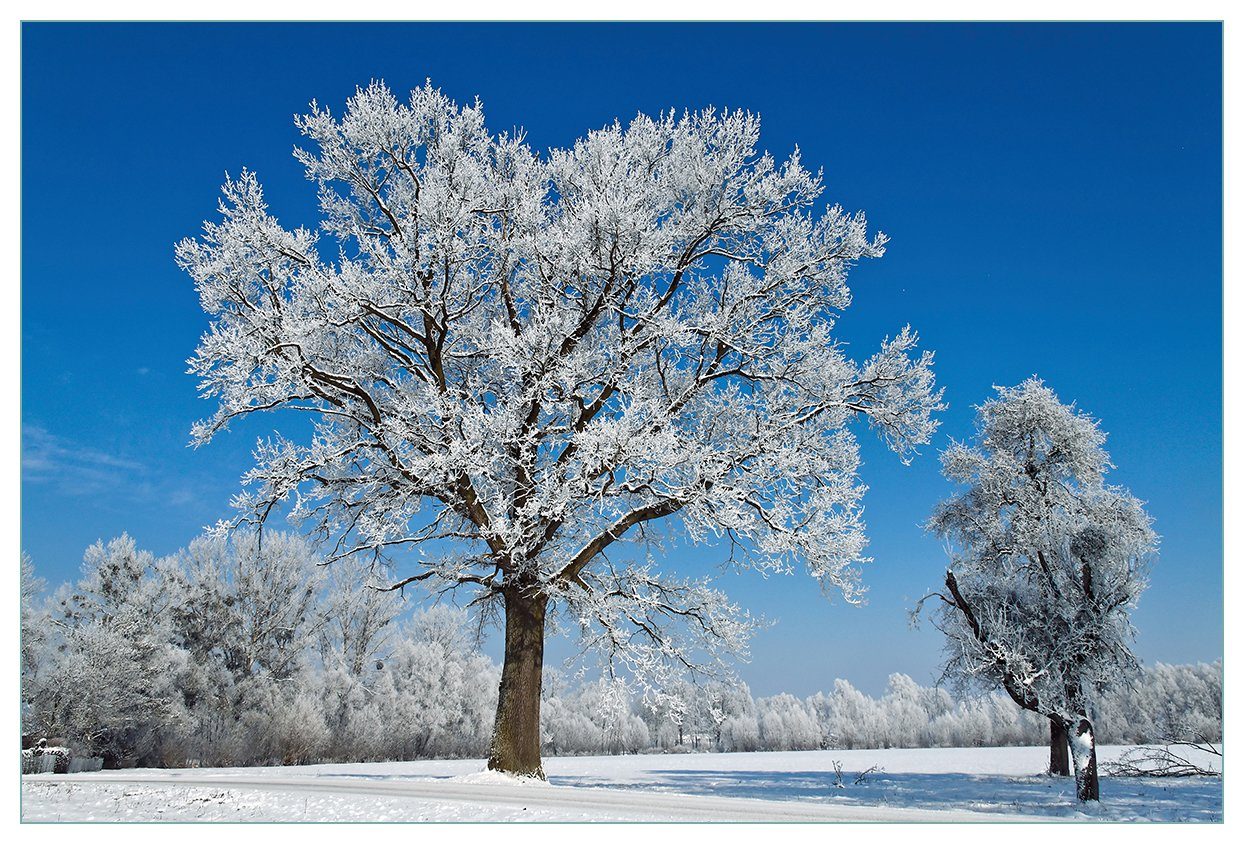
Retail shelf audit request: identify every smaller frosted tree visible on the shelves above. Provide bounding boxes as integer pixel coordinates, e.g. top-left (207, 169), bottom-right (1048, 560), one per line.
top-left (918, 378), bottom-right (1157, 802)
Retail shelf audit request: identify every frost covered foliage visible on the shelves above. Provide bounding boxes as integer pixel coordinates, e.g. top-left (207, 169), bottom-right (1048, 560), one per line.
top-left (555, 668), bottom-right (1220, 757)
top-left (20, 553), bottom-right (45, 716)
top-left (633, 674), bottom-right (1045, 753)
top-left (1095, 661), bottom-right (1223, 745)
top-left (22, 533), bottom-right (486, 767)
top-left (24, 537), bottom-right (189, 766)
top-left (633, 669), bottom-right (1220, 756)
top-left (919, 379), bottom-right (1158, 801)
top-left (21, 533), bottom-right (494, 767)
top-left (542, 674), bottom-right (654, 756)
top-left (20, 543), bottom-right (1216, 766)
top-left (175, 78), bottom-right (943, 754)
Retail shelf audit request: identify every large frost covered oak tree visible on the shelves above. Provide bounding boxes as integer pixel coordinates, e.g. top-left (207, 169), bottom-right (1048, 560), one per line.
top-left (178, 81), bottom-right (944, 777)
top-left (920, 379), bottom-right (1157, 802)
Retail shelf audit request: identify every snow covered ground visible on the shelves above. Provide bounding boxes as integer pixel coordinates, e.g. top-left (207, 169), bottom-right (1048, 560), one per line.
top-left (21, 745), bottom-right (1222, 822)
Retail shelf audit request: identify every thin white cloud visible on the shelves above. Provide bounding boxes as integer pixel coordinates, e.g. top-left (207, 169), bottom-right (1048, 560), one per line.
top-left (22, 425), bottom-right (146, 496)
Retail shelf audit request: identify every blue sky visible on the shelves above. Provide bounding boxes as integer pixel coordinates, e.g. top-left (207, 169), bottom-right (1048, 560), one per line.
top-left (21, 22), bottom-right (1222, 696)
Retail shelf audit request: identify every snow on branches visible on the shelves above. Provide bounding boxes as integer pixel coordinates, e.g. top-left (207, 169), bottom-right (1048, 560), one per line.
top-left (918, 378), bottom-right (1157, 800)
top-left (178, 80), bottom-right (943, 687)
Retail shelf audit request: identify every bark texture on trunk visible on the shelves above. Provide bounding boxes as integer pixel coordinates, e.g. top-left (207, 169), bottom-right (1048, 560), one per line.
top-left (486, 589), bottom-right (548, 779)
top-left (1048, 718), bottom-right (1071, 776)
top-left (1067, 716), bottom-right (1100, 802)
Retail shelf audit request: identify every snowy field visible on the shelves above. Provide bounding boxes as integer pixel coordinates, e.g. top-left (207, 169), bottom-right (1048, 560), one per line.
top-left (22, 745), bottom-right (1222, 823)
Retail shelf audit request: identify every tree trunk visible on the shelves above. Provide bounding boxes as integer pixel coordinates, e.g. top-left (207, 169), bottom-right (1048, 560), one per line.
top-left (1066, 716), bottom-right (1100, 802)
top-left (486, 589), bottom-right (548, 778)
top-left (1048, 718), bottom-right (1071, 776)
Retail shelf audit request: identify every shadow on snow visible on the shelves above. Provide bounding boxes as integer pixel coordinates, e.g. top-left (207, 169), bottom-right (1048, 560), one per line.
top-left (544, 767), bottom-right (1223, 822)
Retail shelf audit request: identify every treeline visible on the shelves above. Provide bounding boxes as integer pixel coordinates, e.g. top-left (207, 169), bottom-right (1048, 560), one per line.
top-left (20, 533), bottom-right (1221, 768)
top-left (572, 663), bottom-right (1222, 757)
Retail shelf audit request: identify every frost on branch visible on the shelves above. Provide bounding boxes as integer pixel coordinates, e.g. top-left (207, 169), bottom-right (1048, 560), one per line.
top-left (177, 80), bottom-right (943, 687)
top-left (554, 562), bottom-right (763, 708)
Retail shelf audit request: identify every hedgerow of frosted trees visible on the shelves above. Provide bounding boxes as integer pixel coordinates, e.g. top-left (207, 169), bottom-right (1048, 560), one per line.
top-left (21, 536), bottom-right (1217, 767)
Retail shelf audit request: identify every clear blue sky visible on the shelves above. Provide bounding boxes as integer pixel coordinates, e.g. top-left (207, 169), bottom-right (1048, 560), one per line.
top-left (21, 22), bottom-right (1222, 696)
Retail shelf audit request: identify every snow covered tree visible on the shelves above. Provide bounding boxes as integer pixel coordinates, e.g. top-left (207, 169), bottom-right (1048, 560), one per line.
top-left (20, 553), bottom-right (46, 731)
top-left (378, 606), bottom-right (499, 758)
top-left (169, 531), bottom-right (325, 682)
top-left (815, 678), bottom-right (886, 749)
top-left (156, 531), bottom-right (333, 765)
top-left (319, 555), bottom-right (402, 677)
top-left (918, 379), bottom-right (1157, 801)
top-left (882, 673), bottom-right (930, 747)
top-left (695, 678), bottom-right (758, 751)
top-left (35, 536), bottom-right (187, 765)
top-left (177, 80), bottom-right (944, 777)
top-left (756, 693), bottom-right (819, 750)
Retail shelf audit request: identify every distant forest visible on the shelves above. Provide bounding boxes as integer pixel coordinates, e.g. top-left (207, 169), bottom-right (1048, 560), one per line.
top-left (21, 533), bottom-right (1222, 768)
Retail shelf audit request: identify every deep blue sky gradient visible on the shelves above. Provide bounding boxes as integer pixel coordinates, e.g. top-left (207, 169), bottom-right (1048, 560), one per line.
top-left (21, 22), bottom-right (1222, 696)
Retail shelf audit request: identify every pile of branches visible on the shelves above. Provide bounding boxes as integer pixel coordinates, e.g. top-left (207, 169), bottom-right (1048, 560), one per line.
top-left (1103, 736), bottom-right (1222, 778)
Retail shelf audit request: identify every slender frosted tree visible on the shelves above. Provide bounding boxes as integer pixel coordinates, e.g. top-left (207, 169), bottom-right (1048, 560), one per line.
top-left (319, 555), bottom-right (402, 678)
top-left (178, 80), bottom-right (943, 776)
top-left (919, 379), bottom-right (1157, 801)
